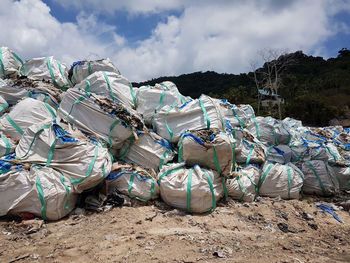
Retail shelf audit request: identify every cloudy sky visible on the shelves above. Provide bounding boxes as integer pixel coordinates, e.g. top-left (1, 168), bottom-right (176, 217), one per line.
top-left (0, 0), bottom-right (349, 82)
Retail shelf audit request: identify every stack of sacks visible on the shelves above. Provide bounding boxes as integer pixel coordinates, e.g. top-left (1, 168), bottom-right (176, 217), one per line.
top-left (105, 163), bottom-right (159, 202)
top-left (70, 58), bottom-right (121, 85)
top-left (0, 160), bottom-right (77, 220)
top-left (15, 119), bottom-right (112, 193)
top-left (226, 164), bottom-right (261, 202)
top-left (21, 56), bottom-right (71, 91)
top-left (177, 129), bottom-right (235, 175)
top-left (0, 98), bottom-right (56, 140)
top-left (57, 88), bottom-right (144, 149)
top-left (157, 163), bottom-right (225, 213)
top-left (152, 94), bottom-right (223, 143)
top-left (0, 47), bottom-right (24, 79)
top-left (136, 81), bottom-right (188, 125)
top-left (118, 130), bottom-right (175, 172)
top-left (258, 162), bottom-right (304, 199)
top-left (73, 71), bottom-right (136, 109)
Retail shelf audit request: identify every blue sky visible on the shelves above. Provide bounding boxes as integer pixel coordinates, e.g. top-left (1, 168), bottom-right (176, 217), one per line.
top-left (0, 0), bottom-right (349, 81)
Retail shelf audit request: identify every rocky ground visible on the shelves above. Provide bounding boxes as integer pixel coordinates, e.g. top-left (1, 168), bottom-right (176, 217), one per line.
top-left (0, 195), bottom-right (350, 263)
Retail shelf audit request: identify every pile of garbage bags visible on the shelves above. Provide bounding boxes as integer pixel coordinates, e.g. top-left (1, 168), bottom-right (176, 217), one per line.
top-left (0, 46), bottom-right (349, 220)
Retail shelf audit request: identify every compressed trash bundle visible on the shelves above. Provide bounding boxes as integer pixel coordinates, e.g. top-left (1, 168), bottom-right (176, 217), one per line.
top-left (70, 58), bottom-right (120, 85)
top-left (300, 160), bottom-right (339, 196)
top-left (136, 81), bottom-right (187, 124)
top-left (226, 164), bottom-right (261, 202)
top-left (215, 99), bottom-right (254, 128)
top-left (74, 71), bottom-right (136, 109)
top-left (22, 56), bottom-right (70, 91)
top-left (178, 129), bottom-right (235, 175)
top-left (57, 88), bottom-right (144, 149)
top-left (0, 162), bottom-right (77, 220)
top-left (152, 94), bottom-right (223, 143)
top-left (0, 133), bottom-right (16, 157)
top-left (258, 162), bottom-right (304, 199)
top-left (235, 132), bottom-right (265, 165)
top-left (0, 98), bottom-right (56, 140)
top-left (157, 163), bottom-right (225, 213)
top-left (105, 163), bottom-right (159, 201)
top-left (331, 165), bottom-right (350, 191)
top-left (118, 130), bottom-right (174, 171)
top-left (0, 46), bottom-right (24, 79)
top-left (15, 119), bottom-right (112, 193)
top-left (265, 144), bottom-right (292, 164)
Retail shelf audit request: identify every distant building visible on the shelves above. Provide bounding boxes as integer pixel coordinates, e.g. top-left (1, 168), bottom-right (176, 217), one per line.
top-left (258, 89), bottom-right (285, 107)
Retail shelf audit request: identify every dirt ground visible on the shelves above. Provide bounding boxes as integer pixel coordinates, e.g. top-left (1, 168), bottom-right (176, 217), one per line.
top-left (0, 195), bottom-right (350, 263)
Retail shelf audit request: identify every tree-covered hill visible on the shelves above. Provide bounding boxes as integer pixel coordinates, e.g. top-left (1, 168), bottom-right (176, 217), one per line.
top-left (134, 49), bottom-right (350, 126)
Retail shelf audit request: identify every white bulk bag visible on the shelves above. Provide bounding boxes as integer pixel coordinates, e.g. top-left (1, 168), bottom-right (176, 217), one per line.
top-left (324, 143), bottom-right (345, 164)
top-left (289, 140), bottom-right (328, 162)
top-left (178, 130), bottom-right (235, 175)
top-left (226, 165), bottom-right (261, 202)
top-left (248, 120), bottom-right (291, 145)
top-left (0, 95), bottom-right (8, 114)
top-left (0, 47), bottom-right (23, 78)
top-left (0, 164), bottom-right (77, 220)
top-left (235, 139), bottom-right (265, 165)
top-left (15, 120), bottom-right (112, 193)
top-left (215, 100), bottom-right (254, 128)
top-left (70, 58), bottom-right (120, 85)
top-left (258, 162), bottom-right (304, 199)
top-left (0, 98), bottom-right (56, 140)
top-left (158, 163), bottom-right (224, 213)
top-left (118, 131), bottom-right (174, 172)
top-left (152, 94), bottom-right (223, 143)
top-left (74, 71), bottom-right (136, 109)
top-left (300, 160), bottom-right (339, 196)
top-left (57, 88), bottom-right (144, 149)
top-left (106, 167), bottom-right (159, 201)
top-left (266, 145), bottom-right (292, 164)
top-left (22, 56), bottom-right (70, 91)
top-left (136, 82), bottom-right (186, 124)
top-left (331, 165), bottom-right (350, 191)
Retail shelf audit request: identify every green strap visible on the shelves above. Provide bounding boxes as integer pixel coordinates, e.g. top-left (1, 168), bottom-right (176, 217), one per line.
top-left (6, 115), bottom-right (24, 135)
top-left (186, 169), bottom-right (193, 212)
top-left (16, 123), bottom-right (52, 159)
top-left (0, 134), bottom-right (11, 155)
top-left (281, 122), bottom-right (291, 144)
top-left (129, 83), bottom-right (137, 108)
top-left (57, 61), bottom-right (69, 90)
top-left (108, 120), bottom-right (121, 147)
top-left (118, 137), bottom-right (134, 160)
top-left (0, 48), bottom-right (6, 78)
top-left (326, 146), bottom-right (338, 162)
top-left (157, 166), bottom-right (184, 185)
top-left (46, 138), bottom-right (57, 166)
top-left (236, 176), bottom-right (246, 201)
top-left (324, 163), bottom-right (337, 188)
top-left (178, 134), bottom-right (184, 162)
top-left (71, 65), bottom-right (78, 85)
top-left (253, 119), bottom-right (261, 140)
top-left (0, 102), bottom-right (8, 113)
top-left (273, 129), bottom-right (278, 145)
top-left (71, 146), bottom-right (98, 184)
top-left (128, 172), bottom-right (155, 202)
top-left (88, 62), bottom-right (92, 75)
top-left (155, 90), bottom-right (166, 113)
top-left (84, 79), bottom-right (91, 91)
top-left (199, 99), bottom-right (210, 129)
top-left (212, 145), bottom-right (221, 174)
top-left (102, 164), bottom-right (107, 179)
top-left (46, 57), bottom-right (60, 90)
top-left (258, 163), bottom-right (273, 192)
top-left (305, 161), bottom-right (326, 194)
top-left (202, 170), bottom-right (216, 213)
top-left (222, 177), bottom-right (228, 200)
top-left (102, 72), bottom-right (115, 101)
top-left (231, 108), bottom-right (246, 128)
top-left (35, 175), bottom-right (47, 220)
top-left (44, 103), bottom-right (56, 118)
top-left (165, 120), bottom-right (173, 142)
top-left (60, 174), bottom-right (70, 210)
top-left (245, 146), bottom-right (254, 166)
top-left (159, 150), bottom-right (169, 170)
top-left (286, 166), bottom-right (291, 199)
top-left (177, 92), bottom-right (185, 104)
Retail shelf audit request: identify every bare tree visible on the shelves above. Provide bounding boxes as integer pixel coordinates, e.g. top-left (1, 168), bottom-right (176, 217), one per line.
top-left (251, 48), bottom-right (292, 120)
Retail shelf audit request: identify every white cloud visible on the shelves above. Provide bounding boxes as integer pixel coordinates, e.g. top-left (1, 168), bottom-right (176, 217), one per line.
top-left (1, 0), bottom-right (349, 82)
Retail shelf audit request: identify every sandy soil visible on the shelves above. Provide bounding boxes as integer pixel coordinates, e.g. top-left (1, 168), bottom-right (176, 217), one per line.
top-left (0, 196), bottom-right (349, 263)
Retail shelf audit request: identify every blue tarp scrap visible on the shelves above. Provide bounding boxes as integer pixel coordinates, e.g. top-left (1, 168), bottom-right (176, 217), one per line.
top-left (317, 204), bottom-right (343, 223)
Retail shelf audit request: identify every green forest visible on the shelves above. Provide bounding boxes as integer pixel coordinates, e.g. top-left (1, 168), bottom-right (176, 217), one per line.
top-left (134, 49), bottom-right (350, 127)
